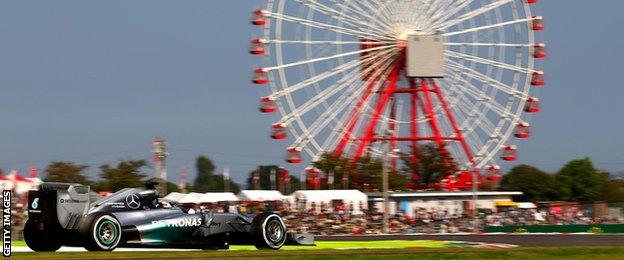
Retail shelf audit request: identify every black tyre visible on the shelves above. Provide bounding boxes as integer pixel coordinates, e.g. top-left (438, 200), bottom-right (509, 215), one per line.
top-left (251, 212), bottom-right (287, 250)
top-left (79, 213), bottom-right (122, 251)
top-left (23, 219), bottom-right (62, 252)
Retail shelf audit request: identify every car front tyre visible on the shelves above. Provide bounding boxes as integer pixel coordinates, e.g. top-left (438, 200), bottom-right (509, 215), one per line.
top-left (251, 212), bottom-right (287, 250)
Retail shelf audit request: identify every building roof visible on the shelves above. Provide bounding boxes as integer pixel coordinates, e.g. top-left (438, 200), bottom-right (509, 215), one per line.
top-left (238, 190), bottom-right (286, 201)
top-left (162, 192), bottom-right (186, 203)
top-left (367, 191), bottom-right (523, 198)
top-left (178, 192), bottom-right (204, 204)
top-left (198, 192), bottom-right (239, 203)
top-left (293, 189), bottom-right (367, 203)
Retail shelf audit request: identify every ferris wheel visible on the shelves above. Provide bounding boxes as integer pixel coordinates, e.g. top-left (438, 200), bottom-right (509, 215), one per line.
top-left (249, 0), bottom-right (546, 185)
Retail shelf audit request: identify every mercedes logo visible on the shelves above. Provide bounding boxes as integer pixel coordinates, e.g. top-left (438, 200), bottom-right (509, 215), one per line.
top-left (125, 194), bottom-right (141, 209)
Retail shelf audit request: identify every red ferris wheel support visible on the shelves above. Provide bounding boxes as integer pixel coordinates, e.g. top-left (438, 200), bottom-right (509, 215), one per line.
top-left (333, 50), bottom-right (482, 187)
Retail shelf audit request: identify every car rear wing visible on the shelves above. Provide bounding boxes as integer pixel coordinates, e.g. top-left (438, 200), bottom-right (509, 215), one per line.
top-left (28, 182), bottom-right (92, 230)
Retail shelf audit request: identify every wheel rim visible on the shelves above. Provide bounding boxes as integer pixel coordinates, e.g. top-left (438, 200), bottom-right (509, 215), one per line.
top-left (265, 218), bottom-right (285, 245)
top-left (96, 219), bottom-right (119, 247)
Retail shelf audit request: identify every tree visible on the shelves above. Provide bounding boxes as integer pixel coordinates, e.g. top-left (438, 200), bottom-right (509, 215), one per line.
top-left (313, 153), bottom-right (354, 189)
top-left (43, 161), bottom-right (90, 184)
top-left (499, 165), bottom-right (559, 201)
top-left (400, 144), bottom-right (457, 188)
top-left (313, 153), bottom-right (407, 191)
top-left (599, 171), bottom-right (624, 202)
top-left (193, 155), bottom-right (216, 192)
top-left (192, 155), bottom-right (240, 193)
top-left (98, 160), bottom-right (147, 192)
top-left (245, 165), bottom-right (300, 194)
top-left (166, 181), bottom-right (180, 193)
top-left (555, 158), bottom-right (604, 202)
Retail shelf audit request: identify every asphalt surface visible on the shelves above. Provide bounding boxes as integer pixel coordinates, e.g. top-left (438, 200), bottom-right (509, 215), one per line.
top-left (317, 234), bottom-right (624, 247)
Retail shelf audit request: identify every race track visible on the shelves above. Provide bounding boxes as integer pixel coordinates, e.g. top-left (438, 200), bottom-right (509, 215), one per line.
top-left (12, 234), bottom-right (624, 253)
top-left (317, 234), bottom-right (624, 247)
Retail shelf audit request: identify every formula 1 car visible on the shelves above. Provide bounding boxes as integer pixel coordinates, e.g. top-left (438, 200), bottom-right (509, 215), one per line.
top-left (24, 182), bottom-right (313, 251)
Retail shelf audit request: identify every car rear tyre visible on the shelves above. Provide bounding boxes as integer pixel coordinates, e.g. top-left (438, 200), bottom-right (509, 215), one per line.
top-left (80, 213), bottom-right (122, 251)
top-left (23, 219), bottom-right (62, 252)
top-left (251, 212), bottom-right (287, 250)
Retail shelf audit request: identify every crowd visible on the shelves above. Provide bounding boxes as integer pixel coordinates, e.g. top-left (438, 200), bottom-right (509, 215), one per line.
top-left (236, 201), bottom-right (478, 235)
top-left (232, 200), bottom-right (623, 235)
top-left (484, 208), bottom-right (622, 227)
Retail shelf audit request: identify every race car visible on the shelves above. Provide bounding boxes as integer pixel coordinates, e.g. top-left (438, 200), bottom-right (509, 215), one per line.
top-left (24, 182), bottom-right (313, 251)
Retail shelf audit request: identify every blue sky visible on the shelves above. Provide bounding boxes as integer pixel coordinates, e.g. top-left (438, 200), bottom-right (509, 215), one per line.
top-left (0, 1), bottom-right (623, 185)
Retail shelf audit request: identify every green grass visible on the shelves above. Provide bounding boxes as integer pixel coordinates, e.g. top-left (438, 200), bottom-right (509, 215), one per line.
top-left (10, 247), bottom-right (624, 260)
top-left (11, 240), bottom-right (27, 247)
top-left (230, 240), bottom-right (454, 250)
top-left (6, 240), bottom-right (465, 251)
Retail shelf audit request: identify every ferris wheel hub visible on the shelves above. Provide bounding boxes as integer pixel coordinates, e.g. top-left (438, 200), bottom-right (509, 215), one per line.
top-left (406, 35), bottom-right (445, 78)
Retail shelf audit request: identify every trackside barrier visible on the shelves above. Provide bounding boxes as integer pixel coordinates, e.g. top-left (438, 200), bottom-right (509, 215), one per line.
top-left (485, 224), bottom-right (624, 234)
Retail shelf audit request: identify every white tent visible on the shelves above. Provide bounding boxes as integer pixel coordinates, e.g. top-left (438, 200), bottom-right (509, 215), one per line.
top-left (162, 192), bottom-right (186, 203)
top-left (198, 192), bottom-right (239, 203)
top-left (238, 190), bottom-right (286, 201)
top-left (293, 190), bottom-right (368, 214)
top-left (178, 192), bottom-right (204, 204)
top-left (518, 202), bottom-right (537, 209)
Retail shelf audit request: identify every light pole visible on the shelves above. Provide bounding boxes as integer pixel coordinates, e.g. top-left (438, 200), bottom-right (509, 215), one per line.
top-left (471, 167), bottom-right (479, 232)
top-left (382, 149), bottom-right (390, 234)
top-left (381, 143), bottom-right (399, 234)
top-left (152, 137), bottom-right (168, 196)
top-left (223, 167), bottom-right (230, 192)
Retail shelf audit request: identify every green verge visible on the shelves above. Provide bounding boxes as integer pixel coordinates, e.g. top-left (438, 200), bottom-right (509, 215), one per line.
top-left (9, 247), bottom-right (624, 260)
top-left (6, 240), bottom-right (26, 247)
top-left (6, 240), bottom-right (457, 251)
top-left (230, 240), bottom-right (453, 250)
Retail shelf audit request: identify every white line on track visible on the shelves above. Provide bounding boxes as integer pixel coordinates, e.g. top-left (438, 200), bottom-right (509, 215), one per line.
top-left (13, 246), bottom-right (201, 252)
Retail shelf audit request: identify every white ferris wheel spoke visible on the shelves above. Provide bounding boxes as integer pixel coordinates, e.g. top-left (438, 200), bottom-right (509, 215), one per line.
top-left (281, 49), bottom-right (392, 134)
top-left (427, 0), bottom-right (476, 32)
top-left (322, 63), bottom-right (396, 154)
top-left (293, 58), bottom-right (397, 151)
top-left (336, 0), bottom-right (396, 35)
top-left (445, 50), bottom-right (536, 74)
top-left (445, 42), bottom-right (534, 47)
top-left (443, 16), bottom-right (535, 37)
top-left (434, 0), bottom-right (514, 31)
top-left (270, 47), bottom-right (397, 99)
top-left (265, 40), bottom-right (395, 45)
top-left (290, 60), bottom-right (397, 154)
top-left (294, 0), bottom-right (391, 37)
top-left (278, 49), bottom-right (398, 125)
top-left (446, 71), bottom-right (520, 121)
top-left (427, 0), bottom-right (461, 25)
top-left (270, 59), bottom-right (360, 98)
top-left (265, 10), bottom-right (396, 41)
top-left (264, 44), bottom-right (396, 72)
top-left (441, 78), bottom-right (497, 136)
top-left (445, 59), bottom-right (526, 98)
